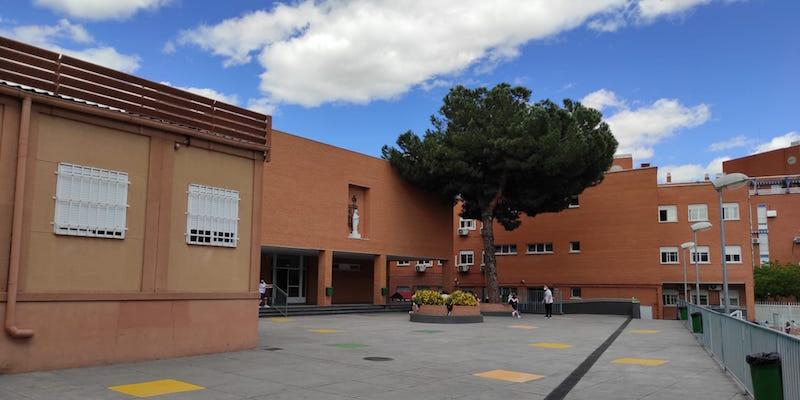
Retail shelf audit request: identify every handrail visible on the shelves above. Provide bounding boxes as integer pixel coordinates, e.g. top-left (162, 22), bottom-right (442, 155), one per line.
top-left (271, 285), bottom-right (289, 318)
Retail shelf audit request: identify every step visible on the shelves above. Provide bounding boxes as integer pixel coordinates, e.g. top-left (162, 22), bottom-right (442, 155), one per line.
top-left (259, 303), bottom-right (411, 317)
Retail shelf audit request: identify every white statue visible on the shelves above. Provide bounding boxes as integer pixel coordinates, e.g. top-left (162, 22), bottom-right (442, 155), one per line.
top-left (349, 208), bottom-right (361, 238)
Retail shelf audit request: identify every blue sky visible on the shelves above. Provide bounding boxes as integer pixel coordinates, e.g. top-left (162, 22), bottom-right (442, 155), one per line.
top-left (1, 0), bottom-right (798, 182)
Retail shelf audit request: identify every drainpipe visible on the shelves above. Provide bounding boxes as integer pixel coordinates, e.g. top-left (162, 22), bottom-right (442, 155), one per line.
top-left (5, 96), bottom-right (34, 339)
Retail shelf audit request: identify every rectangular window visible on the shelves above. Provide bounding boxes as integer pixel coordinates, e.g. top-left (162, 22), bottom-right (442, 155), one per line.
top-left (437, 260), bottom-right (443, 266)
top-left (417, 260), bottom-right (433, 268)
top-left (690, 246), bottom-right (710, 264)
top-left (722, 290), bottom-right (740, 306)
top-left (658, 205), bottom-right (677, 223)
top-left (725, 245), bottom-right (742, 264)
top-left (186, 184), bottom-right (240, 247)
top-left (570, 287), bottom-right (582, 298)
top-left (569, 241), bottom-right (581, 253)
top-left (660, 247), bottom-right (679, 264)
top-left (688, 204), bottom-right (709, 222)
top-left (526, 243), bottom-right (553, 254)
top-left (495, 244), bottom-right (517, 255)
top-left (54, 163), bottom-right (129, 239)
top-left (722, 203), bottom-right (740, 221)
top-left (697, 291), bottom-right (709, 306)
top-left (459, 218), bottom-right (476, 230)
top-left (396, 260), bottom-right (410, 266)
top-left (458, 251), bottom-right (475, 265)
top-left (481, 251), bottom-right (486, 266)
top-left (663, 291), bottom-right (678, 306)
top-left (568, 195), bottom-right (580, 208)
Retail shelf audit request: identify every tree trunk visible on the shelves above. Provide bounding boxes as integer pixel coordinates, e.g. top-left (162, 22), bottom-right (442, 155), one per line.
top-left (481, 211), bottom-right (501, 303)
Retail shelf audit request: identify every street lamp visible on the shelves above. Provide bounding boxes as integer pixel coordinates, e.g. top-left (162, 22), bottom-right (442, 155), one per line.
top-left (680, 241), bottom-right (695, 303)
top-left (712, 173), bottom-right (750, 314)
top-left (690, 221), bottom-right (712, 306)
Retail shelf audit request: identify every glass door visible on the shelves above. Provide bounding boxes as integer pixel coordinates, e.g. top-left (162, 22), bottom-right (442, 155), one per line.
top-left (273, 254), bottom-right (306, 304)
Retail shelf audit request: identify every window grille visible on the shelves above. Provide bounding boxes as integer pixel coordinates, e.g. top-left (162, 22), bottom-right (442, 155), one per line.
top-left (186, 184), bottom-right (240, 247)
top-left (54, 163), bottom-right (128, 239)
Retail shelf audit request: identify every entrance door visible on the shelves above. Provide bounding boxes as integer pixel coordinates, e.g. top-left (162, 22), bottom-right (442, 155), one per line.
top-left (273, 254), bottom-right (306, 304)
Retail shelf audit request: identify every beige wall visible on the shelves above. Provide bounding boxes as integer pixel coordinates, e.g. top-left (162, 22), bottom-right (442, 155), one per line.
top-left (167, 145), bottom-right (254, 292)
top-left (22, 113), bottom-right (150, 292)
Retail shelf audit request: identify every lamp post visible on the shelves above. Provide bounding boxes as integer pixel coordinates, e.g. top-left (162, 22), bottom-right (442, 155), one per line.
top-left (690, 222), bottom-right (712, 305)
top-left (712, 173), bottom-right (750, 314)
top-left (680, 241), bottom-right (695, 303)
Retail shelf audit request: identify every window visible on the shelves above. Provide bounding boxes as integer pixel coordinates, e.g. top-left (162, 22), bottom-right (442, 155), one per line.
top-left (186, 184), bottom-right (240, 247)
top-left (569, 241), bottom-right (581, 253)
top-left (725, 245), bottom-right (742, 264)
top-left (722, 203), bottom-right (740, 221)
top-left (568, 195), bottom-right (580, 208)
top-left (721, 290), bottom-right (740, 306)
top-left (570, 287), bottom-right (582, 298)
top-left (688, 204), bottom-right (709, 222)
top-left (690, 246), bottom-right (710, 264)
top-left (658, 205), bottom-right (677, 223)
top-left (417, 260), bottom-right (433, 268)
top-left (526, 243), bottom-right (553, 254)
top-left (692, 290), bottom-right (709, 306)
top-left (458, 251), bottom-right (475, 265)
top-left (396, 260), bottom-right (410, 266)
top-left (437, 260), bottom-right (443, 266)
top-left (459, 218), bottom-right (477, 230)
top-left (54, 163), bottom-right (129, 239)
top-left (481, 251), bottom-right (486, 266)
top-left (662, 290), bottom-right (678, 306)
top-left (495, 244), bottom-right (517, 255)
top-left (660, 247), bottom-right (679, 264)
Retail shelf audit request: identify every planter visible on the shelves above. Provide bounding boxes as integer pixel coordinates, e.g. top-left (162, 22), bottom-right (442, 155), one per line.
top-left (410, 304), bottom-right (483, 323)
top-left (451, 305), bottom-right (481, 316)
top-left (417, 304), bottom-right (448, 316)
top-left (480, 303), bottom-right (513, 316)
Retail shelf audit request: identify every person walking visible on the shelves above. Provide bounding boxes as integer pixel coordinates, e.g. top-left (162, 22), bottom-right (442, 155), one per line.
top-left (258, 279), bottom-right (268, 307)
top-left (543, 285), bottom-right (553, 319)
top-left (509, 293), bottom-right (521, 319)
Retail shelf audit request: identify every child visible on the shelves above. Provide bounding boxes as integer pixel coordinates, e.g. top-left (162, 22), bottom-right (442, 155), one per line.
top-left (509, 293), bottom-right (521, 319)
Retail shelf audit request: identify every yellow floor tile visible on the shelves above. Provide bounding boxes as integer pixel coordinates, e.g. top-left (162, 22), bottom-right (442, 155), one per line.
top-left (630, 329), bottom-right (659, 334)
top-left (268, 317), bottom-right (292, 323)
top-left (109, 379), bottom-right (204, 398)
top-left (508, 325), bottom-right (538, 330)
top-left (530, 342), bottom-right (573, 349)
top-left (474, 369), bottom-right (544, 383)
top-left (612, 357), bottom-right (668, 366)
top-left (309, 329), bottom-right (339, 333)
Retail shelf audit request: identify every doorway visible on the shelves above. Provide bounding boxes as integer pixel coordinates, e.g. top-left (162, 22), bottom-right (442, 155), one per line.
top-left (273, 254), bottom-right (306, 304)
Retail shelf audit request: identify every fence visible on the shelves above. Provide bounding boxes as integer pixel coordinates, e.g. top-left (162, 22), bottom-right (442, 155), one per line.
top-left (519, 289), bottom-right (563, 314)
top-left (756, 301), bottom-right (800, 327)
top-left (683, 302), bottom-right (800, 399)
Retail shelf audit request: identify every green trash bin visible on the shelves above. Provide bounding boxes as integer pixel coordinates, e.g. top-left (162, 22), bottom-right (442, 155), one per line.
top-left (746, 352), bottom-right (783, 400)
top-left (678, 306), bottom-right (688, 320)
top-left (690, 311), bottom-right (703, 333)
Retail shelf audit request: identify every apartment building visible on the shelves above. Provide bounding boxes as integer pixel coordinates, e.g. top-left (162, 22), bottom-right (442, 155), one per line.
top-left (723, 142), bottom-right (800, 266)
top-left (390, 154), bottom-right (757, 320)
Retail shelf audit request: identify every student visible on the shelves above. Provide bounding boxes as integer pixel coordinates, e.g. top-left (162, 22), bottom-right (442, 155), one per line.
top-left (786, 321), bottom-right (792, 334)
top-left (543, 285), bottom-right (553, 319)
top-left (508, 293), bottom-right (521, 319)
top-left (258, 280), bottom-right (268, 307)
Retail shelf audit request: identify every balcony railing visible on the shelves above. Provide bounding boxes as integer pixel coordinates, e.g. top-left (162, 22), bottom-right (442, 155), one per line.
top-left (0, 36), bottom-right (270, 152)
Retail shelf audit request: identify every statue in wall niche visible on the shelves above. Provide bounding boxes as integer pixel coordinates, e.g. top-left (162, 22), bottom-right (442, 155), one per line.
top-left (348, 195), bottom-right (361, 239)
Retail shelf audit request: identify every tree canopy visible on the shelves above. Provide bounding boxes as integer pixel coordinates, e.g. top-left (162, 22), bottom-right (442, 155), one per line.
top-left (755, 262), bottom-right (800, 300)
top-left (382, 83), bottom-right (618, 302)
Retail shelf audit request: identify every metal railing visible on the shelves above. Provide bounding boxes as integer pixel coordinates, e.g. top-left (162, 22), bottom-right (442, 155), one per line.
top-left (269, 286), bottom-right (289, 318)
top-left (682, 302), bottom-right (800, 399)
top-left (519, 290), bottom-right (563, 314)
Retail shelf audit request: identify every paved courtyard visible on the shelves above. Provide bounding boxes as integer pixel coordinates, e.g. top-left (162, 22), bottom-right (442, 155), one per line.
top-left (0, 313), bottom-right (749, 399)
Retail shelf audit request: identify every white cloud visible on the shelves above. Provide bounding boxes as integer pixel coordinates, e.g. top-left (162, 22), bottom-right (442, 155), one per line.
top-left (708, 135), bottom-right (752, 151)
top-left (1, 19), bottom-right (140, 72)
top-left (179, 0), bottom-right (638, 107)
top-left (34, 0), bottom-right (170, 20)
top-left (588, 0), bottom-right (733, 32)
top-left (585, 89), bottom-right (710, 159)
top-left (246, 98), bottom-right (277, 115)
top-left (659, 156), bottom-right (730, 183)
top-left (160, 81), bottom-right (240, 105)
top-left (637, 0), bottom-right (712, 20)
top-left (581, 88), bottom-right (625, 111)
top-left (753, 131), bottom-right (800, 154)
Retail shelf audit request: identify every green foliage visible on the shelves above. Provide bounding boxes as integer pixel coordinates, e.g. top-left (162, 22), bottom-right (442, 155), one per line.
top-left (754, 262), bottom-right (800, 300)
top-left (447, 290), bottom-right (478, 306)
top-left (412, 289), bottom-right (444, 305)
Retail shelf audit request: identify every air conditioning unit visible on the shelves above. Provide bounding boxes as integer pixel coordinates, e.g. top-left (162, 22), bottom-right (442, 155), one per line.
top-left (767, 210), bottom-right (778, 218)
top-left (794, 236), bottom-right (800, 244)
top-left (708, 285), bottom-right (721, 291)
top-left (458, 228), bottom-right (469, 236)
top-left (457, 264), bottom-right (470, 272)
top-left (415, 265), bottom-right (426, 272)
top-left (752, 237), bottom-right (760, 244)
